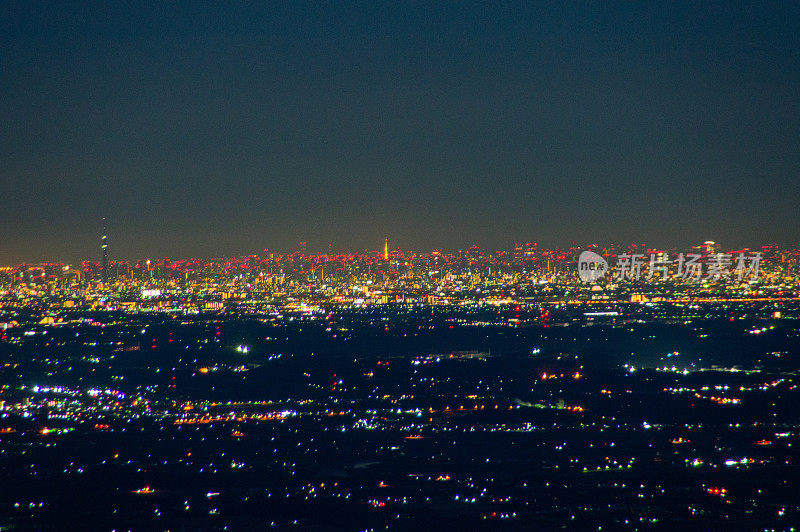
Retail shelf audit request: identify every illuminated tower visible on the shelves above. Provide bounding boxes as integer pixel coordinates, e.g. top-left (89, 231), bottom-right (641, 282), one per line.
top-left (101, 217), bottom-right (109, 283)
top-left (383, 238), bottom-right (389, 261)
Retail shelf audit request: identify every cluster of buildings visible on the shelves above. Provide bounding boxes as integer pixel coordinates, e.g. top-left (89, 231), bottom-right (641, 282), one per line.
top-left (1, 241), bottom-right (799, 314)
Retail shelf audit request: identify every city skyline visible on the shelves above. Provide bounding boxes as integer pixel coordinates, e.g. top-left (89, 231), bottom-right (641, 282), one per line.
top-left (1, 228), bottom-right (794, 268)
top-left (4, 4), bottom-right (800, 530)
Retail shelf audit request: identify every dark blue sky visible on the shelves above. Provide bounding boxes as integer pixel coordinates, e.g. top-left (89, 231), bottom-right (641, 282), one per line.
top-left (2, 2), bottom-right (799, 263)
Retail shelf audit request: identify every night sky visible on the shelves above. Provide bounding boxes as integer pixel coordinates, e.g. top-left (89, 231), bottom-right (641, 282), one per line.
top-left (2, 2), bottom-right (799, 264)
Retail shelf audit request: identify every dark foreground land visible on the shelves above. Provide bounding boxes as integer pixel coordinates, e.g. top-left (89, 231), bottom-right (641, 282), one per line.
top-left (1, 303), bottom-right (800, 530)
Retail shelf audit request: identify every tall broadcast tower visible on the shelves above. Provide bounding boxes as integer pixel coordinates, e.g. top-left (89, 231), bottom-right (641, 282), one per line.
top-left (384, 238), bottom-right (389, 261)
top-left (101, 218), bottom-right (109, 283)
